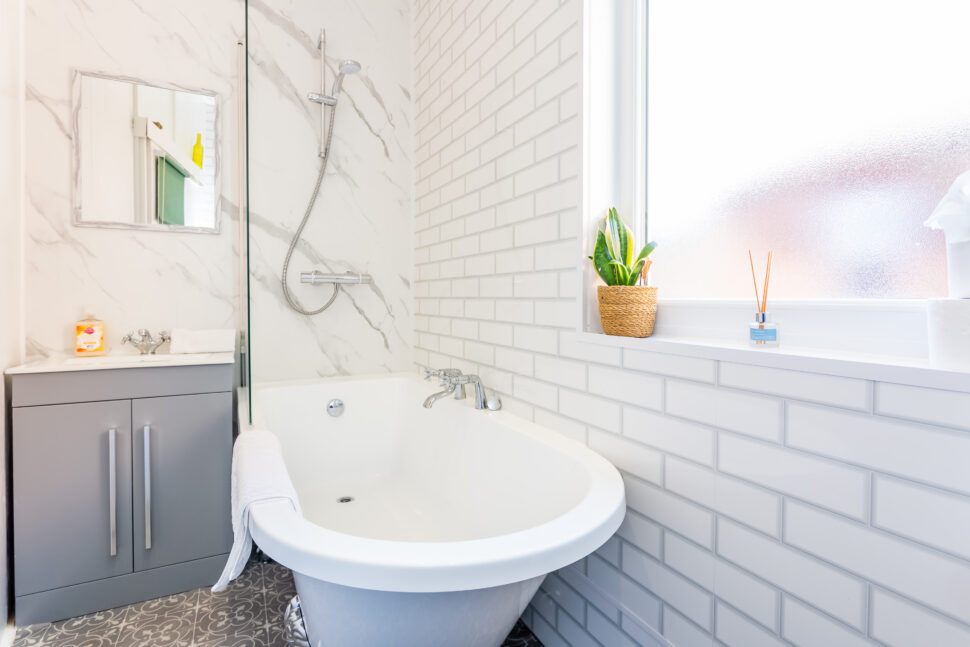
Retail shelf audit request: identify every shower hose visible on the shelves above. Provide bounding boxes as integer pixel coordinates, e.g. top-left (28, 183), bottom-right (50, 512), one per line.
top-left (280, 101), bottom-right (340, 315)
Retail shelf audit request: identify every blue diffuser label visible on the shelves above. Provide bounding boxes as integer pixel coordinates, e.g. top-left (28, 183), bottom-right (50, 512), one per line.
top-left (750, 328), bottom-right (777, 342)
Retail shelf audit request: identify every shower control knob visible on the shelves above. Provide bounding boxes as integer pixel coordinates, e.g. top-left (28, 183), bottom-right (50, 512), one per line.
top-left (327, 399), bottom-right (344, 417)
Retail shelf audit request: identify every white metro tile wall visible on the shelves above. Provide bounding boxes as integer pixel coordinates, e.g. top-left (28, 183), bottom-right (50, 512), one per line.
top-left (412, 1), bottom-right (970, 645)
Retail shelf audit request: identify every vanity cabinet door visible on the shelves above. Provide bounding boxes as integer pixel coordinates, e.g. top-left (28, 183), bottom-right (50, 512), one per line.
top-left (13, 400), bottom-right (134, 595)
top-left (132, 392), bottom-right (232, 572)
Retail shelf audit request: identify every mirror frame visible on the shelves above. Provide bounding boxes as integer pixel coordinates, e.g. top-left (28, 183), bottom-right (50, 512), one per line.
top-left (71, 70), bottom-right (222, 234)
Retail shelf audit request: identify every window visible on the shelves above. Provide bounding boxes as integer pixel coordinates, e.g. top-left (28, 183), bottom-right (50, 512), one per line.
top-left (645, 0), bottom-right (962, 299)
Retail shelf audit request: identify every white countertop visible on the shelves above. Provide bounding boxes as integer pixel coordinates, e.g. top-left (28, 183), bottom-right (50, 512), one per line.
top-left (5, 351), bottom-right (235, 375)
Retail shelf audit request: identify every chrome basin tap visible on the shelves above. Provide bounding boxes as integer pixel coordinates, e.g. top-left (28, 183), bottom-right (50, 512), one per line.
top-left (121, 329), bottom-right (171, 355)
top-left (422, 368), bottom-right (501, 410)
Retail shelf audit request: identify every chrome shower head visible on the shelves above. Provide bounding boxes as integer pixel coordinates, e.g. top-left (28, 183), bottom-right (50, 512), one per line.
top-left (331, 60), bottom-right (361, 96)
top-left (339, 60), bottom-right (361, 75)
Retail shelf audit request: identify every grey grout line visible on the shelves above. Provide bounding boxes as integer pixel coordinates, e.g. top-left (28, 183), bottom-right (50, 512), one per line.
top-left (867, 472), bottom-right (876, 528)
top-left (715, 425), bottom-right (970, 505)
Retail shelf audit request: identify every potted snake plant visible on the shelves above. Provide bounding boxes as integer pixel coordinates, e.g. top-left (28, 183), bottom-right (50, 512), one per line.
top-left (589, 208), bottom-right (658, 337)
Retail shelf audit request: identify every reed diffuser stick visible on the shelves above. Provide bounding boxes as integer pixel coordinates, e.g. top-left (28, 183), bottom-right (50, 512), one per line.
top-left (761, 250), bottom-right (773, 312)
top-left (748, 250), bottom-right (761, 311)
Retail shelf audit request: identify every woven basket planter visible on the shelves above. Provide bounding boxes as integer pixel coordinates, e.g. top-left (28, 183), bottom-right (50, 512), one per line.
top-left (597, 286), bottom-right (658, 338)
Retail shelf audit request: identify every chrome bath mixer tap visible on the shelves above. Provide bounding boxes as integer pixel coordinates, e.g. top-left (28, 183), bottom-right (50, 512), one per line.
top-left (422, 368), bottom-right (502, 410)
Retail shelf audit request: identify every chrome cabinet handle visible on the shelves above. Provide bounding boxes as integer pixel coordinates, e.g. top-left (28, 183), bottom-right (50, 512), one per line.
top-left (144, 425), bottom-right (152, 550)
top-left (108, 428), bottom-right (117, 557)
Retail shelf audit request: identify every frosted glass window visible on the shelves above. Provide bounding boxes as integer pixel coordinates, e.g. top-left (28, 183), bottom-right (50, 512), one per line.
top-left (647, 0), bottom-right (962, 298)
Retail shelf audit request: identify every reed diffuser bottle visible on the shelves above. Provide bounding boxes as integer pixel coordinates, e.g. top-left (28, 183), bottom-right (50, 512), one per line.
top-left (748, 250), bottom-right (779, 347)
top-left (750, 312), bottom-right (779, 347)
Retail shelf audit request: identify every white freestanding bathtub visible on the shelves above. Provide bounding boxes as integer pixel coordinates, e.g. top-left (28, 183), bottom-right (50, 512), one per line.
top-left (246, 373), bottom-right (625, 647)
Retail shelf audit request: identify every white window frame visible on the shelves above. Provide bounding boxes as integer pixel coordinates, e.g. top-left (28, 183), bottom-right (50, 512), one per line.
top-left (577, 0), bottom-right (933, 361)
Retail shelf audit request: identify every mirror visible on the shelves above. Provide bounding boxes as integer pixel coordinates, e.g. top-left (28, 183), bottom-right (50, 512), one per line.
top-left (72, 72), bottom-right (220, 233)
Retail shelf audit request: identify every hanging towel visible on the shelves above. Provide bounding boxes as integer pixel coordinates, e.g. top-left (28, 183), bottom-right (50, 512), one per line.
top-left (212, 429), bottom-right (301, 592)
top-left (170, 328), bottom-right (237, 354)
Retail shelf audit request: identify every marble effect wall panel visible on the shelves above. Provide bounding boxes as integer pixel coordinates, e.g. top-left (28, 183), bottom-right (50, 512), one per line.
top-left (246, 0), bottom-right (412, 381)
top-left (24, 0), bottom-right (244, 358)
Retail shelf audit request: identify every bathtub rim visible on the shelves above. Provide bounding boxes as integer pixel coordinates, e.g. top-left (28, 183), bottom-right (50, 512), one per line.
top-left (245, 372), bottom-right (626, 593)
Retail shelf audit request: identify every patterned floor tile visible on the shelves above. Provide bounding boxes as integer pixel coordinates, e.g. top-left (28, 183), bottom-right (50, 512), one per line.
top-left (261, 562), bottom-right (295, 646)
top-left (193, 633), bottom-right (269, 647)
top-left (11, 623), bottom-right (49, 647)
top-left (116, 611), bottom-right (196, 647)
top-left (194, 560), bottom-right (267, 645)
top-left (13, 560), bottom-right (543, 647)
top-left (127, 591), bottom-right (197, 621)
top-left (44, 606), bottom-right (127, 647)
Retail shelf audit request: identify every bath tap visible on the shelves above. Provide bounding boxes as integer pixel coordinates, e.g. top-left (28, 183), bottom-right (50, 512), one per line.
top-left (422, 368), bottom-right (460, 408)
top-left (423, 368), bottom-right (502, 410)
top-left (422, 383), bottom-right (457, 408)
top-left (121, 329), bottom-right (170, 355)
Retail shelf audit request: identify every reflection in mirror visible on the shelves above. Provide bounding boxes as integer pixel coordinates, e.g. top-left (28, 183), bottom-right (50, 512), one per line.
top-left (73, 72), bottom-right (219, 232)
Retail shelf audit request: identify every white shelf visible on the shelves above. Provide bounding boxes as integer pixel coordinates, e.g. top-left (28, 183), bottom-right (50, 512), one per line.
top-left (576, 331), bottom-right (970, 393)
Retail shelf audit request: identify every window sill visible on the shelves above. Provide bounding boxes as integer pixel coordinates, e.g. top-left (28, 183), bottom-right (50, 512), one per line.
top-left (575, 331), bottom-right (970, 394)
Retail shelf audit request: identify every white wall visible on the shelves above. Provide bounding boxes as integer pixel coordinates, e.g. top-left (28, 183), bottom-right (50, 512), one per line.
top-left (246, 0), bottom-right (413, 382)
top-left (0, 0), bottom-right (25, 627)
top-left (24, 1), bottom-right (244, 358)
top-left (21, 0), bottom-right (412, 384)
top-left (412, 1), bottom-right (970, 646)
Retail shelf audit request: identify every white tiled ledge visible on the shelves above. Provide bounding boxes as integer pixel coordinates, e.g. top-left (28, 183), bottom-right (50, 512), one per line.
top-left (576, 332), bottom-right (970, 394)
top-left (5, 351), bottom-right (235, 375)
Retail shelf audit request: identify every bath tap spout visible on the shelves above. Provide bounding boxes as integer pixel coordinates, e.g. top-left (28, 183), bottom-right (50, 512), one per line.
top-left (423, 384), bottom-right (457, 408)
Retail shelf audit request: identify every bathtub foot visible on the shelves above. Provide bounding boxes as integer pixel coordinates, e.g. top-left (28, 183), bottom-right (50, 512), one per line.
top-left (283, 595), bottom-right (311, 647)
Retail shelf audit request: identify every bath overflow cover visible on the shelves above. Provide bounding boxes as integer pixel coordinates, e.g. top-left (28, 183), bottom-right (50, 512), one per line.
top-left (327, 399), bottom-right (344, 417)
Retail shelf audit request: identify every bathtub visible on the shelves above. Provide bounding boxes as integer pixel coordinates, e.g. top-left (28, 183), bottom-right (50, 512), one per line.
top-left (246, 373), bottom-right (625, 647)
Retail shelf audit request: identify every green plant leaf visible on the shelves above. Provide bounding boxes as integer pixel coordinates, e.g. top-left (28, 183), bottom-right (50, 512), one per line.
top-left (592, 230), bottom-right (617, 285)
top-left (603, 213), bottom-right (618, 261)
top-left (607, 208), bottom-right (635, 265)
top-left (628, 258), bottom-right (647, 285)
top-left (607, 260), bottom-right (631, 285)
top-left (635, 241), bottom-right (658, 264)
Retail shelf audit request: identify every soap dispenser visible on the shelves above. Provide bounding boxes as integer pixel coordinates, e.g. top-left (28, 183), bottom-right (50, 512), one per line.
top-left (75, 315), bottom-right (107, 356)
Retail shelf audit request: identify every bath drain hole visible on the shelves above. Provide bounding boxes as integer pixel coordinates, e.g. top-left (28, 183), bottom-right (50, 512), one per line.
top-left (337, 496), bottom-right (354, 503)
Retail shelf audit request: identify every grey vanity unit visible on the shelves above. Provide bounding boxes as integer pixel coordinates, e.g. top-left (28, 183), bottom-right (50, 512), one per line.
top-left (8, 358), bottom-right (235, 624)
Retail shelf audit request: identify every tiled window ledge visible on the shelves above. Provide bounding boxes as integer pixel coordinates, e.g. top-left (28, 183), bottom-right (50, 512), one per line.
top-left (576, 332), bottom-right (970, 394)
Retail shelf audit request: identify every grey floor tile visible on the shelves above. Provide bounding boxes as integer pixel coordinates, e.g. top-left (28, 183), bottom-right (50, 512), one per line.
top-left (116, 610), bottom-right (196, 647)
top-left (125, 590), bottom-right (197, 621)
top-left (45, 635), bottom-right (121, 647)
top-left (193, 561), bottom-right (268, 646)
top-left (12, 623), bottom-right (49, 647)
top-left (193, 632), bottom-right (270, 647)
top-left (44, 606), bottom-right (128, 647)
top-left (13, 561), bottom-right (544, 647)
top-left (261, 563), bottom-right (296, 640)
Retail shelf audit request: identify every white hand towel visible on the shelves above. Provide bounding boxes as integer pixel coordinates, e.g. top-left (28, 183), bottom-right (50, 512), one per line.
top-left (212, 429), bottom-right (301, 592)
top-left (170, 328), bottom-right (236, 354)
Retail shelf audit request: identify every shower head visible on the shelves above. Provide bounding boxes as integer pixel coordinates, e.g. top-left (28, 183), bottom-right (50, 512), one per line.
top-left (339, 60), bottom-right (361, 75)
top-left (331, 59), bottom-right (361, 97)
